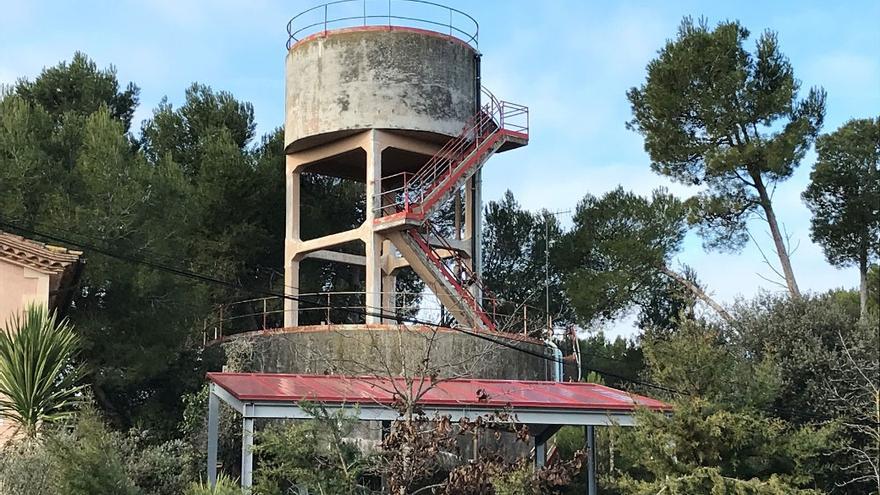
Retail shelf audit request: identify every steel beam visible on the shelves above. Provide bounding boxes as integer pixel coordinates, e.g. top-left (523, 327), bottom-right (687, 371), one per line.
top-left (585, 425), bottom-right (596, 495)
top-left (235, 401), bottom-right (634, 426)
top-left (241, 417), bottom-right (255, 489)
top-left (207, 385), bottom-right (219, 487)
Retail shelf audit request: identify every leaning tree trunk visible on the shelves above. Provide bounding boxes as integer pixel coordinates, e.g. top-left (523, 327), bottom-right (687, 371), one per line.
top-left (660, 266), bottom-right (735, 324)
top-left (753, 173), bottom-right (801, 299)
top-left (859, 248), bottom-right (869, 321)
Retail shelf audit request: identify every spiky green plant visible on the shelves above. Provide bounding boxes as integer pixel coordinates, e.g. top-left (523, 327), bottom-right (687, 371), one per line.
top-left (0, 304), bottom-right (85, 438)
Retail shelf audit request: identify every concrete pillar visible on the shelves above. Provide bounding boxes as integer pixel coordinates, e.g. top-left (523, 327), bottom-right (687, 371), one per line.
top-left (241, 417), bottom-right (255, 490)
top-left (284, 159), bottom-right (301, 327)
top-left (381, 246), bottom-right (396, 321)
top-left (207, 386), bottom-right (219, 487)
top-left (364, 131), bottom-right (383, 323)
top-left (284, 260), bottom-right (299, 327)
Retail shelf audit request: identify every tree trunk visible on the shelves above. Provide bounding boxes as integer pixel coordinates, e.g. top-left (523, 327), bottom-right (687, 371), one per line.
top-left (660, 266), bottom-right (735, 324)
top-left (859, 248), bottom-right (869, 321)
top-left (752, 173), bottom-right (801, 298)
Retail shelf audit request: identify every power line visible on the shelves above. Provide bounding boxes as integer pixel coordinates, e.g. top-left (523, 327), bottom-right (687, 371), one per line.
top-left (0, 216), bottom-right (683, 395)
top-left (4, 216), bottom-right (865, 426)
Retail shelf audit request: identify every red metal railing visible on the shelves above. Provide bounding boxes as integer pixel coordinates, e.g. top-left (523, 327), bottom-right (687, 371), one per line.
top-left (407, 222), bottom-right (498, 330)
top-left (377, 87), bottom-right (528, 218)
top-left (287, 0), bottom-right (480, 50)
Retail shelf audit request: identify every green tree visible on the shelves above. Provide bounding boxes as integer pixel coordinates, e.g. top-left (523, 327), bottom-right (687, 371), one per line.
top-left (556, 187), bottom-right (732, 326)
top-left (627, 18), bottom-right (826, 298)
top-left (47, 409), bottom-right (140, 495)
top-left (253, 405), bottom-right (370, 495)
top-left (578, 332), bottom-right (644, 390)
top-left (608, 318), bottom-right (836, 494)
top-left (0, 305), bottom-right (85, 438)
top-left (482, 190), bottom-right (569, 333)
top-left (803, 117), bottom-right (880, 319)
top-left (15, 51), bottom-right (139, 133)
top-left (731, 293), bottom-right (879, 492)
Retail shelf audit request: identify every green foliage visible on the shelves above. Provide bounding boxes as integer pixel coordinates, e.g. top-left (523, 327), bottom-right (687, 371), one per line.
top-left (627, 18), bottom-right (825, 252)
top-left (253, 405), bottom-right (370, 495)
top-left (731, 293), bottom-right (870, 421)
top-left (0, 441), bottom-right (54, 495)
top-left (578, 332), bottom-right (643, 389)
top-left (803, 117), bottom-right (880, 316)
top-left (482, 190), bottom-right (569, 329)
top-left (0, 304), bottom-right (85, 437)
top-left (121, 435), bottom-right (197, 495)
top-left (803, 117), bottom-right (880, 267)
top-left (641, 319), bottom-right (780, 410)
top-left (492, 466), bottom-right (538, 495)
top-left (184, 474), bottom-right (242, 495)
top-left (610, 402), bottom-right (833, 495)
top-left (45, 408), bottom-right (140, 495)
top-left (556, 187), bottom-right (687, 325)
top-left (15, 51), bottom-right (140, 132)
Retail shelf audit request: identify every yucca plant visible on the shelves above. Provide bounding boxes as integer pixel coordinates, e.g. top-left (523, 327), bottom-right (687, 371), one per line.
top-left (0, 304), bottom-right (85, 438)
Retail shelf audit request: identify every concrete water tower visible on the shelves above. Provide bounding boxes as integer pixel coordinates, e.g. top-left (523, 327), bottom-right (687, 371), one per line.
top-left (283, 0), bottom-right (528, 326)
top-left (226, 1), bottom-right (558, 383)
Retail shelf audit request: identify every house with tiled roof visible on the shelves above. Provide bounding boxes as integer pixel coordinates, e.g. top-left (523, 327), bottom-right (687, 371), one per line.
top-left (0, 231), bottom-right (83, 325)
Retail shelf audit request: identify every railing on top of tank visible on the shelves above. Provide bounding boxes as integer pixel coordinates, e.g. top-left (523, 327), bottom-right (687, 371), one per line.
top-left (201, 290), bottom-right (552, 343)
top-left (286, 0), bottom-right (479, 49)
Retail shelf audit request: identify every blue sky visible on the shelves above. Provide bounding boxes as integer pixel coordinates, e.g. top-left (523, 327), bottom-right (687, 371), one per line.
top-left (2, 0), bottom-right (878, 337)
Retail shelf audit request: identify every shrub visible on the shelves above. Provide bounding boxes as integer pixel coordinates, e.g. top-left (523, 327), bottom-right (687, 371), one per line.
top-left (185, 474), bottom-right (242, 495)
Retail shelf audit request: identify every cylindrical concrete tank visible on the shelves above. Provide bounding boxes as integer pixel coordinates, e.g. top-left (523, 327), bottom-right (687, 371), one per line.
top-left (284, 27), bottom-right (479, 153)
top-left (221, 325), bottom-right (567, 382)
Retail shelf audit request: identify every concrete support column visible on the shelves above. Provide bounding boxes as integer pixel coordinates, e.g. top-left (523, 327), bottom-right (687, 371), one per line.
top-left (207, 386), bottom-right (219, 487)
top-left (364, 131), bottom-right (383, 323)
top-left (585, 425), bottom-right (597, 495)
top-left (284, 159), bottom-right (301, 327)
top-left (241, 417), bottom-right (255, 490)
top-left (381, 239), bottom-right (396, 321)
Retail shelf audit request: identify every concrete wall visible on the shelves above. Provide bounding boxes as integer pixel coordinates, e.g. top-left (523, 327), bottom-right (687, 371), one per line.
top-left (285, 27), bottom-right (478, 152)
top-left (222, 325), bottom-right (554, 381)
top-left (0, 260), bottom-right (51, 444)
top-left (0, 261), bottom-right (49, 326)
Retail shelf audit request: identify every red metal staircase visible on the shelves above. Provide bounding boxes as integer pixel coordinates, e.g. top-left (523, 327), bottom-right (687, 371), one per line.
top-left (378, 89), bottom-right (528, 331)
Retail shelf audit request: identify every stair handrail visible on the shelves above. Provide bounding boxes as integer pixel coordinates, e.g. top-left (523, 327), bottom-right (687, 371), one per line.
top-left (409, 222), bottom-right (498, 330)
top-left (376, 87), bottom-right (528, 216)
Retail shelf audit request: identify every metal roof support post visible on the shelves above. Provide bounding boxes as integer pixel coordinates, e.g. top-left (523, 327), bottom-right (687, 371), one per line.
top-left (241, 416), bottom-right (255, 490)
top-left (535, 438), bottom-right (546, 468)
top-left (207, 385), bottom-right (219, 487)
top-left (585, 425), bottom-right (597, 495)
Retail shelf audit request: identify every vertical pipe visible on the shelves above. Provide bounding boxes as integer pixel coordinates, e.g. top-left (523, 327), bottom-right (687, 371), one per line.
top-left (241, 417), bottom-right (254, 490)
top-left (207, 386), bottom-right (219, 487)
top-left (545, 215), bottom-right (550, 333)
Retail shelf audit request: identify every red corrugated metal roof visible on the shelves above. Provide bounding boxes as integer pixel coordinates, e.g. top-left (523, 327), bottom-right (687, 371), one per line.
top-left (207, 373), bottom-right (671, 412)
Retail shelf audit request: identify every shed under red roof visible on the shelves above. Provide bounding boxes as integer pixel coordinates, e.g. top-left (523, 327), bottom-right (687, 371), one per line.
top-left (207, 372), bottom-right (670, 412)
